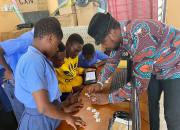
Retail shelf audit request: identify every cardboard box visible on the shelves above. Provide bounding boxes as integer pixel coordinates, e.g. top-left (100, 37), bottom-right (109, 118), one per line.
top-left (59, 6), bottom-right (76, 15)
top-left (76, 2), bottom-right (98, 26)
top-left (56, 14), bottom-right (78, 27)
top-left (0, 0), bottom-right (21, 34)
top-left (16, 0), bottom-right (48, 13)
top-left (0, 29), bottom-right (30, 42)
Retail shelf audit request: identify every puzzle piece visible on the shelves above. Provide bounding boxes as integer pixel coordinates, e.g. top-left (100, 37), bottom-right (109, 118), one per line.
top-left (96, 118), bottom-right (101, 123)
top-left (93, 114), bottom-right (98, 118)
top-left (86, 107), bottom-right (101, 123)
top-left (92, 109), bottom-right (97, 113)
top-left (86, 107), bottom-right (92, 111)
top-left (94, 112), bottom-right (100, 116)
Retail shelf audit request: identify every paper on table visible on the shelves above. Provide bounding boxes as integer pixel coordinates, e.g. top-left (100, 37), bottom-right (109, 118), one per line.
top-left (112, 117), bottom-right (132, 130)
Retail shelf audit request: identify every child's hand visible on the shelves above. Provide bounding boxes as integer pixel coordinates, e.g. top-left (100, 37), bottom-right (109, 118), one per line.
top-left (62, 93), bottom-right (84, 113)
top-left (65, 115), bottom-right (86, 130)
top-left (65, 92), bottom-right (80, 105)
top-left (72, 86), bottom-right (84, 94)
top-left (64, 102), bottom-right (84, 113)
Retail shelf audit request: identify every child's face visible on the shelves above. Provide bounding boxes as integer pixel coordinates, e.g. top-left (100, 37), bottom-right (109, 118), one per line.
top-left (47, 34), bottom-right (62, 58)
top-left (52, 51), bottom-right (66, 68)
top-left (69, 43), bottom-right (83, 58)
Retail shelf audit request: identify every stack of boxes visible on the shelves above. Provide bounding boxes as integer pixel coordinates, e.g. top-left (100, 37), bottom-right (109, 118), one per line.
top-left (76, 2), bottom-right (99, 26)
top-left (57, 6), bottom-right (77, 27)
top-left (56, 2), bottom-right (99, 27)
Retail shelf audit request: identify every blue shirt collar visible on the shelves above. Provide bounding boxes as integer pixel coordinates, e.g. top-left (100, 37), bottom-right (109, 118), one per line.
top-left (28, 46), bottom-right (46, 58)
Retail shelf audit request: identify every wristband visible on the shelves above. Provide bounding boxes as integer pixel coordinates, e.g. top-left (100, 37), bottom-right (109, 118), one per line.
top-left (97, 81), bottom-right (103, 88)
top-left (108, 94), bottom-right (113, 103)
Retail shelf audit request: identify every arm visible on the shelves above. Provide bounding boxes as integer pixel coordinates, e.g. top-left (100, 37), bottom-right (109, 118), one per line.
top-left (33, 90), bottom-right (86, 130)
top-left (0, 31), bottom-right (33, 68)
top-left (87, 48), bottom-right (123, 93)
top-left (97, 49), bottom-right (122, 84)
top-left (0, 31), bottom-right (33, 56)
top-left (96, 50), bottom-right (109, 60)
top-left (0, 31), bottom-right (33, 79)
top-left (24, 57), bottom-right (86, 129)
top-left (33, 89), bottom-right (69, 120)
top-left (109, 59), bottom-right (154, 103)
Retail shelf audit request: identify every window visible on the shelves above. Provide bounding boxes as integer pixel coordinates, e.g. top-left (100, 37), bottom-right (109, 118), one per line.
top-left (158, 0), bottom-right (167, 22)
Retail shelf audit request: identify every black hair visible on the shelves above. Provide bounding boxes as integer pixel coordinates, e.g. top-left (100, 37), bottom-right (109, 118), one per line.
top-left (82, 43), bottom-right (95, 57)
top-left (66, 33), bottom-right (84, 47)
top-left (65, 33), bottom-right (84, 58)
top-left (34, 17), bottom-right (63, 39)
top-left (58, 42), bottom-right (65, 52)
top-left (107, 15), bottom-right (120, 34)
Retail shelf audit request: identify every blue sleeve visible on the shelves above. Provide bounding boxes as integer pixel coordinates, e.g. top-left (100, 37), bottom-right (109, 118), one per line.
top-left (78, 53), bottom-right (83, 67)
top-left (96, 50), bottom-right (109, 60)
top-left (0, 31), bottom-right (33, 56)
top-left (24, 56), bottom-right (47, 93)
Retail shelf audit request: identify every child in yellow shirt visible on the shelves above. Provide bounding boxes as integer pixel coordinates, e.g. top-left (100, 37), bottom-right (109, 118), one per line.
top-left (55, 34), bottom-right (84, 101)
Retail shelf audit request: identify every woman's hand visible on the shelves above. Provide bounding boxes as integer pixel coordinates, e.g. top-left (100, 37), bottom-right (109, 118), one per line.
top-left (86, 83), bottom-right (103, 94)
top-left (62, 93), bottom-right (84, 113)
top-left (63, 101), bottom-right (84, 113)
top-left (90, 93), bottom-right (109, 105)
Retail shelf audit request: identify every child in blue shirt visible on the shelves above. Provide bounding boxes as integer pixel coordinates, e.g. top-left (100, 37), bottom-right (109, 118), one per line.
top-left (0, 29), bottom-right (34, 79)
top-left (0, 29), bottom-right (34, 122)
top-left (78, 43), bottom-right (108, 67)
top-left (15, 17), bottom-right (86, 130)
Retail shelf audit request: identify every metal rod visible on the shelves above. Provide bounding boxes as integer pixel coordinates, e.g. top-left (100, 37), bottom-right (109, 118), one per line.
top-left (131, 78), bottom-right (141, 130)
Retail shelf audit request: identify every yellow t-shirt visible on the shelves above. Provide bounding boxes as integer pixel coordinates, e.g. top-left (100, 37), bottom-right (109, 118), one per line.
top-left (55, 56), bottom-right (84, 92)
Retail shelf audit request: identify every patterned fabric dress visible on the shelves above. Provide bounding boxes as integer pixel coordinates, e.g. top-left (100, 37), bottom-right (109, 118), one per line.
top-left (97, 20), bottom-right (180, 103)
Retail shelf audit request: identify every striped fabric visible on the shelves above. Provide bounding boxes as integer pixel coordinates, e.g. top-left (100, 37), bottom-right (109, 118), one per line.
top-left (107, 0), bottom-right (158, 21)
top-left (110, 69), bottom-right (127, 93)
